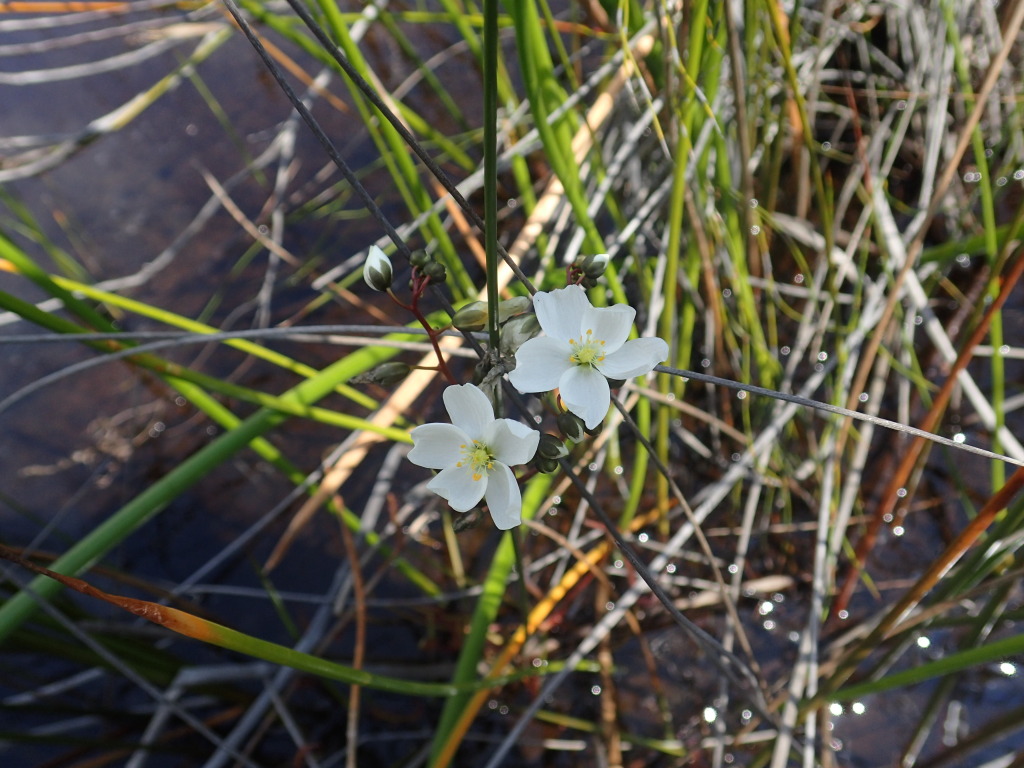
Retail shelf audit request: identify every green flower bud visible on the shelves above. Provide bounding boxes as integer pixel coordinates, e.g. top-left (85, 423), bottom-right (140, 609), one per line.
top-left (370, 361), bottom-right (411, 387)
top-left (535, 456), bottom-right (559, 474)
top-left (581, 252), bottom-right (610, 279)
top-left (498, 296), bottom-right (532, 322)
top-left (422, 261), bottom-right (447, 284)
top-left (363, 245), bottom-right (393, 292)
top-left (500, 313), bottom-right (541, 355)
top-left (409, 250), bottom-right (431, 268)
top-left (556, 411), bottom-right (587, 443)
top-left (537, 433), bottom-right (569, 460)
top-left (452, 301), bottom-right (488, 332)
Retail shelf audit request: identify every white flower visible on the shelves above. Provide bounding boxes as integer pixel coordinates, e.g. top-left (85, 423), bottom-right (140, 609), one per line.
top-left (408, 383), bottom-right (539, 530)
top-left (363, 244), bottom-right (393, 291)
top-left (507, 285), bottom-right (669, 429)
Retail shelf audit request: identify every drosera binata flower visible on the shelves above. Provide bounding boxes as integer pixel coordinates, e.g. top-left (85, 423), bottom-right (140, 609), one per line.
top-left (407, 383), bottom-right (540, 530)
top-left (507, 285), bottom-right (669, 430)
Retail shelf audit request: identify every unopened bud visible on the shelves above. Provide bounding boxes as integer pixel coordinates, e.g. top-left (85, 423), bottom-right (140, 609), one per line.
top-left (363, 245), bottom-right (393, 292)
top-left (409, 250), bottom-right (431, 268)
top-left (498, 296), bottom-right (532, 322)
top-left (535, 456), bottom-right (559, 474)
top-left (422, 260), bottom-right (447, 284)
top-left (581, 252), bottom-right (610, 279)
top-left (370, 361), bottom-right (411, 386)
top-left (500, 313), bottom-right (541, 355)
top-left (537, 433), bottom-right (568, 460)
top-left (452, 301), bottom-right (488, 332)
top-left (556, 411), bottom-right (587, 443)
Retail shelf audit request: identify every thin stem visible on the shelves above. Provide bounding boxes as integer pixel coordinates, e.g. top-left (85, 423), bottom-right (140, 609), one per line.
top-left (483, 0), bottom-right (500, 351)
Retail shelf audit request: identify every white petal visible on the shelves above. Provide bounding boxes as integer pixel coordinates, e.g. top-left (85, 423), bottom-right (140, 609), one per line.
top-left (559, 366), bottom-right (610, 429)
top-left (533, 286), bottom-right (590, 343)
top-left (442, 383), bottom-right (494, 439)
top-left (484, 419), bottom-right (540, 466)
top-left (597, 337), bottom-right (670, 380)
top-left (408, 423), bottom-right (470, 469)
top-left (484, 463), bottom-right (522, 530)
top-left (508, 336), bottom-right (573, 393)
top-left (427, 464), bottom-right (487, 512)
top-left (583, 304), bottom-right (634, 354)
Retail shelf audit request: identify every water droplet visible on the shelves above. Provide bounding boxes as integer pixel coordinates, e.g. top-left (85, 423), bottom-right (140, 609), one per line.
top-left (763, 619), bottom-right (776, 631)
top-left (896, 487), bottom-right (907, 498)
top-left (852, 702), bottom-right (867, 715)
top-left (1000, 661), bottom-right (1017, 676)
top-left (737, 390), bottom-right (747, 400)
top-left (703, 707), bottom-right (718, 723)
top-left (722, 288), bottom-right (733, 298)
top-left (1015, 169), bottom-right (1024, 180)
top-left (665, 563), bottom-right (676, 574)
top-left (896, 100), bottom-right (907, 110)
top-left (818, 351), bottom-right (829, 361)
top-left (750, 225), bottom-right (761, 235)
top-left (858, 392), bottom-right (869, 402)
top-left (749, 198), bottom-right (759, 208)
top-left (613, 465), bottom-right (623, 475)
top-left (780, 346), bottom-right (791, 355)
top-left (637, 532), bottom-right (649, 543)
top-left (997, 176), bottom-right (1008, 187)
top-left (893, 526), bottom-right (905, 536)
top-left (953, 433), bottom-right (966, 444)
top-left (917, 636), bottom-right (931, 649)
top-left (794, 273), bottom-right (805, 284)
top-left (506, 198), bottom-right (518, 208)
top-left (999, 344), bottom-right (1010, 355)
top-left (838, 610), bottom-right (849, 620)
top-left (591, 685), bottom-right (602, 695)
top-left (728, 563), bottom-right (739, 574)
top-left (821, 141), bottom-right (832, 151)
top-left (701, 358), bottom-right (711, 368)
top-left (758, 601), bottom-right (774, 616)
top-left (605, 601), bottom-right (615, 611)
top-left (956, 253), bottom-right (970, 267)
top-left (830, 702), bottom-right (844, 716)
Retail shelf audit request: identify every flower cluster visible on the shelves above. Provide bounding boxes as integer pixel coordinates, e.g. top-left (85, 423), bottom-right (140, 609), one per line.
top-left (392, 248), bottom-right (667, 531)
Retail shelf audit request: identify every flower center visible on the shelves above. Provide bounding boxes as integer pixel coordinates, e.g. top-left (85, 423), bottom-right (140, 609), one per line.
top-left (457, 440), bottom-right (495, 482)
top-left (568, 328), bottom-right (606, 367)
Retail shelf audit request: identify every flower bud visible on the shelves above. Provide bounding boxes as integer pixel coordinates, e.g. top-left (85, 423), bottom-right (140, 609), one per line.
top-left (556, 410), bottom-right (586, 443)
top-left (537, 433), bottom-right (568, 460)
top-left (500, 313), bottom-right (541, 355)
top-left (581, 252), bottom-right (610, 279)
top-left (370, 361), bottom-right (411, 387)
top-left (452, 301), bottom-right (488, 332)
top-left (535, 456), bottom-right (559, 474)
top-left (409, 250), bottom-right (431, 268)
top-left (363, 245), bottom-right (393, 292)
top-left (498, 296), bottom-right (532, 322)
top-left (422, 260), bottom-right (447, 284)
